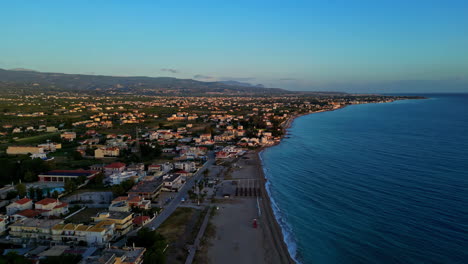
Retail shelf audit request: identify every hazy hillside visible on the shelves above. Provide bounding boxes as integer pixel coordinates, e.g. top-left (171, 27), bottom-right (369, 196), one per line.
top-left (219, 80), bottom-right (265, 88)
top-left (0, 69), bottom-right (288, 95)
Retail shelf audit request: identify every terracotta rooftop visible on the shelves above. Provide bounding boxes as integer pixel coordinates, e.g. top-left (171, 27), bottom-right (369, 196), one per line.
top-left (15, 209), bottom-right (43, 218)
top-left (14, 198), bottom-right (32, 205)
top-left (112, 196), bottom-right (129, 202)
top-left (53, 202), bottom-right (68, 209)
top-left (133, 216), bottom-right (150, 226)
top-left (128, 196), bottom-right (143, 203)
top-left (36, 198), bottom-right (57, 205)
top-left (104, 162), bottom-right (126, 169)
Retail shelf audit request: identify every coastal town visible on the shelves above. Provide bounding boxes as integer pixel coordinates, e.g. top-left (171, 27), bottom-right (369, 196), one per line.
top-left (1, 0), bottom-right (465, 262)
top-left (0, 90), bottom-right (417, 264)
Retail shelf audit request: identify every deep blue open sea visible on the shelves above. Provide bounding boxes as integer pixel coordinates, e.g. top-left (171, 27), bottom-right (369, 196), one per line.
top-left (261, 94), bottom-right (468, 264)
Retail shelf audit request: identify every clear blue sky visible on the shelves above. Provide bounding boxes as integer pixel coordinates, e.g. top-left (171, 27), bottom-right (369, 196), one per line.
top-left (1, 0), bottom-right (467, 92)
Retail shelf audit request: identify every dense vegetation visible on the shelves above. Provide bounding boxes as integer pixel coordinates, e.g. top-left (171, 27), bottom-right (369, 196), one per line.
top-left (127, 228), bottom-right (167, 264)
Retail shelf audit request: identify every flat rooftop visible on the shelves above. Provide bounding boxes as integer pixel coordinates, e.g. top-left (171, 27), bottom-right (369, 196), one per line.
top-left (10, 218), bottom-right (63, 229)
top-left (40, 170), bottom-right (99, 177)
top-left (129, 178), bottom-right (163, 193)
top-left (95, 211), bottom-right (133, 220)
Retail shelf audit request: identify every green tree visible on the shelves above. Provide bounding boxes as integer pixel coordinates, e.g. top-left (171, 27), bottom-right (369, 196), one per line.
top-left (77, 175), bottom-right (87, 185)
top-left (88, 173), bottom-right (104, 188)
top-left (0, 251), bottom-right (31, 264)
top-left (85, 148), bottom-right (95, 156)
top-left (111, 185), bottom-right (125, 196)
top-left (52, 190), bottom-right (59, 199)
top-left (24, 170), bottom-right (36, 182)
top-left (71, 151), bottom-right (83, 160)
top-left (64, 179), bottom-right (77, 193)
top-left (127, 228), bottom-right (167, 264)
top-left (16, 183), bottom-right (27, 197)
top-left (140, 144), bottom-right (162, 160)
top-left (35, 188), bottom-right (44, 200)
top-left (0, 158), bottom-right (16, 185)
top-left (120, 179), bottom-right (135, 192)
top-left (6, 190), bottom-right (18, 200)
top-left (28, 187), bottom-right (35, 199)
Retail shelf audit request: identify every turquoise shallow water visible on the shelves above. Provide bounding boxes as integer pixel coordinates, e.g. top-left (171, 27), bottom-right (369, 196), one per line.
top-left (261, 94), bottom-right (468, 264)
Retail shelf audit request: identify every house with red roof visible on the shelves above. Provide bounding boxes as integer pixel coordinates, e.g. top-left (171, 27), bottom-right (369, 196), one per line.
top-left (133, 216), bottom-right (150, 226)
top-left (6, 198), bottom-right (33, 215)
top-left (104, 162), bottom-right (126, 176)
top-left (35, 198), bottom-right (69, 217)
top-left (175, 170), bottom-right (191, 178)
top-left (11, 209), bottom-right (43, 222)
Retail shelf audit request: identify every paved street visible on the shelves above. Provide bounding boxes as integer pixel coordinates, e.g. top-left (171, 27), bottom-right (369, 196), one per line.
top-left (146, 153), bottom-right (214, 230)
top-left (113, 152), bottom-right (214, 246)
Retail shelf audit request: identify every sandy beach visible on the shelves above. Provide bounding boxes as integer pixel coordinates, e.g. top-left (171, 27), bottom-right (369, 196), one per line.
top-left (206, 150), bottom-right (295, 264)
top-left (206, 109), bottom-right (350, 264)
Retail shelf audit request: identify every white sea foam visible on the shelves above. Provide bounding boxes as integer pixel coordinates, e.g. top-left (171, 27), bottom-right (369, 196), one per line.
top-left (259, 151), bottom-right (302, 264)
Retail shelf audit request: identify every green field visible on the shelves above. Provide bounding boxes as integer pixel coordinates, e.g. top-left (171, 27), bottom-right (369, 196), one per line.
top-left (15, 132), bottom-right (60, 145)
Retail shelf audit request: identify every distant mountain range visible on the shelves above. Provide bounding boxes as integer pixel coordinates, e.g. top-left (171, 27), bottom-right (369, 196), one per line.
top-left (9, 68), bottom-right (38, 72)
top-left (0, 68), bottom-right (288, 95)
top-left (219, 80), bottom-right (265, 88)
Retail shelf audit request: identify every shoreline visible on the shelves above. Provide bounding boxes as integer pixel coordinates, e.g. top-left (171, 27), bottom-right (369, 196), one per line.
top-left (253, 150), bottom-right (296, 264)
top-left (253, 104), bottom-right (348, 263)
top-left (254, 98), bottom-right (420, 263)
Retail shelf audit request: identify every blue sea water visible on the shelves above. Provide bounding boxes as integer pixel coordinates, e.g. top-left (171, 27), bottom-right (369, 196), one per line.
top-left (261, 94), bottom-right (468, 264)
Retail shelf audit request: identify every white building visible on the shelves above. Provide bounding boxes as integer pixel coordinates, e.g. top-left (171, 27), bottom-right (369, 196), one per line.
top-left (162, 174), bottom-right (183, 192)
top-left (6, 198), bottom-right (33, 215)
top-left (0, 215), bottom-right (8, 234)
top-left (161, 162), bottom-right (174, 173)
top-left (109, 171), bottom-right (138, 185)
top-left (174, 161), bottom-right (196, 172)
top-left (38, 142), bottom-right (62, 152)
top-left (35, 198), bottom-right (69, 217)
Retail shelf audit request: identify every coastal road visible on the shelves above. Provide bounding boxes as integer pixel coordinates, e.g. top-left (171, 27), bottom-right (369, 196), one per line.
top-left (147, 152), bottom-right (214, 229)
top-left (113, 152), bottom-right (214, 246)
